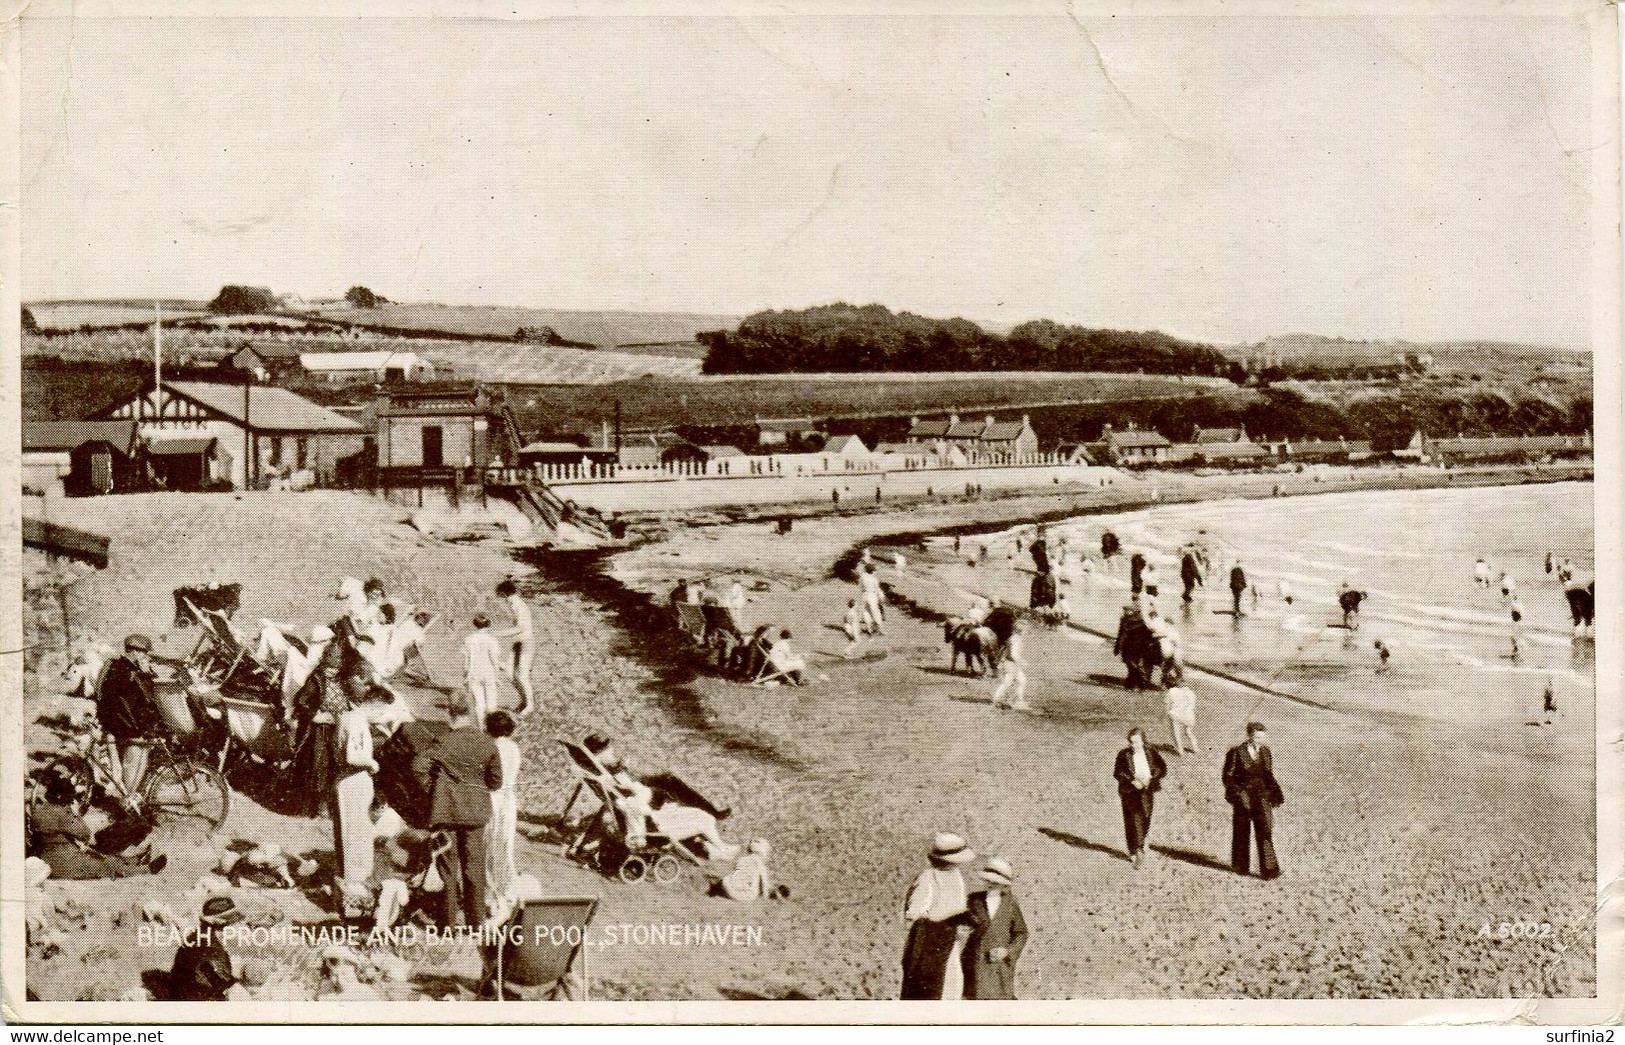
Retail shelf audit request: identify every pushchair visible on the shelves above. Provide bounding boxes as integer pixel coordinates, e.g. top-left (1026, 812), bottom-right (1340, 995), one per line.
top-left (556, 740), bottom-right (707, 885)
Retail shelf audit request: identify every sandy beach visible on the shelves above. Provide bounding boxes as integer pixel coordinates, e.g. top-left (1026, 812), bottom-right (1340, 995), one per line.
top-left (21, 462), bottom-right (1598, 1001)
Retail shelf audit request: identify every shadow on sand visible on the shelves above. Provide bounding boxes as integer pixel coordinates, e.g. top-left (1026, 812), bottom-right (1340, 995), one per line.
top-left (1037, 826), bottom-right (1128, 862)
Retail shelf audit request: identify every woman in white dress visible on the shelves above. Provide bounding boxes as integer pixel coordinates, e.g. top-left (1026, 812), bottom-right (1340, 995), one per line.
top-left (901, 832), bottom-right (977, 1000)
top-left (484, 711), bottom-right (522, 908)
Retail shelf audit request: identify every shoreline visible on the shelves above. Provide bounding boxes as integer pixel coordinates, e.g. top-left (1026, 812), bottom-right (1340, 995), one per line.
top-left (606, 461), bottom-right (1593, 595)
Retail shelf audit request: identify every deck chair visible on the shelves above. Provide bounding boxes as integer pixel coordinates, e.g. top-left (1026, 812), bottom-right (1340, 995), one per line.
top-left (557, 739), bottom-right (618, 828)
top-left (674, 602), bottom-right (708, 645)
top-left (484, 895), bottom-right (600, 1000)
top-left (183, 597), bottom-right (280, 695)
top-left (700, 604), bottom-right (746, 667)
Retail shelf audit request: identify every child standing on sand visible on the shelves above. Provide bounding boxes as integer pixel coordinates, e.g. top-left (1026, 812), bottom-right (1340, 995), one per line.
top-left (842, 599), bottom-right (866, 659)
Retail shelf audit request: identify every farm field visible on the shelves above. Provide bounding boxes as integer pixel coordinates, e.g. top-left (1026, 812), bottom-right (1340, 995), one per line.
top-left (502, 372), bottom-right (1224, 434)
top-left (304, 301), bottom-right (737, 348)
top-left (26, 300), bottom-right (210, 329)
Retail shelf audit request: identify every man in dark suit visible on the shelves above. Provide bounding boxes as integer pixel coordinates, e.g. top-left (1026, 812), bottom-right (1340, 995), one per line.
top-left (414, 700), bottom-right (503, 926)
top-left (962, 857), bottom-right (1028, 1000)
top-left (1222, 722), bottom-right (1285, 879)
top-left (1113, 727), bottom-right (1168, 866)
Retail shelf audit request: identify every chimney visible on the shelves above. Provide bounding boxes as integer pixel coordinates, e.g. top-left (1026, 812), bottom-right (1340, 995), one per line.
top-left (984, 415), bottom-right (995, 431)
top-left (1021, 414), bottom-right (1029, 428)
top-left (949, 413), bottom-right (959, 427)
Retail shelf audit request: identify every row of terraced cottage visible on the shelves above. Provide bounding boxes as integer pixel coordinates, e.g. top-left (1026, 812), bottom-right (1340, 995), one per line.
top-left (21, 379), bottom-right (1594, 499)
top-left (1075, 423), bottom-right (1593, 468)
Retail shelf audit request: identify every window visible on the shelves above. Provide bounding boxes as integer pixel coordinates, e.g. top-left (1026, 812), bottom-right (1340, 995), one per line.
top-left (270, 436), bottom-right (284, 467)
top-left (296, 437), bottom-right (309, 469)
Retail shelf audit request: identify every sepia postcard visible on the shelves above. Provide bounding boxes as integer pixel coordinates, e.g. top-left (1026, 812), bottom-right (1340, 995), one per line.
top-left (3, 0), bottom-right (1620, 1027)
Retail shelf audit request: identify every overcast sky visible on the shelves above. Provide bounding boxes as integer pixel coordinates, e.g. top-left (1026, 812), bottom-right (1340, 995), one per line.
top-left (19, 12), bottom-right (1600, 346)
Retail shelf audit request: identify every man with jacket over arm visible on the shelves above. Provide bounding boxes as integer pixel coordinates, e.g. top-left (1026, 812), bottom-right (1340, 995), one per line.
top-left (414, 699), bottom-right (503, 926)
top-left (1223, 722), bottom-right (1285, 879)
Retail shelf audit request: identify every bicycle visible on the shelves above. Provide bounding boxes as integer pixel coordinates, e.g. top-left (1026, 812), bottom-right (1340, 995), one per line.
top-left (50, 723), bottom-right (231, 831)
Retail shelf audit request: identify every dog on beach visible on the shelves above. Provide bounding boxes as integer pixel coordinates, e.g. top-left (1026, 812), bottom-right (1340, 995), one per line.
top-left (944, 618), bottom-right (999, 676)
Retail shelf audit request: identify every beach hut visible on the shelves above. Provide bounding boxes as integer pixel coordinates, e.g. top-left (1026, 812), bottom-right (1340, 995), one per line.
top-left (23, 420), bottom-right (148, 497)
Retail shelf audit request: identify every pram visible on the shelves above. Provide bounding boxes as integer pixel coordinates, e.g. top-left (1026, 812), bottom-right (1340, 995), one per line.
top-left (556, 740), bottom-right (707, 884)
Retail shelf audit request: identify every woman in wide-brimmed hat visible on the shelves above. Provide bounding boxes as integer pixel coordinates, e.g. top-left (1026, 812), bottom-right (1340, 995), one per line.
top-left (900, 832), bottom-right (977, 1000)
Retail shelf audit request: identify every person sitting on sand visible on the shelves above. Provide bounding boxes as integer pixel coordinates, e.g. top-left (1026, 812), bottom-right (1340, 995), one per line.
top-left (166, 896), bottom-right (243, 1001)
top-left (767, 629), bottom-right (808, 685)
top-left (1499, 571), bottom-right (1517, 603)
top-left (719, 838), bottom-right (782, 901)
top-left (1374, 639), bottom-right (1391, 669)
top-left (1474, 558), bottom-right (1491, 588)
top-left (27, 769), bottom-right (164, 879)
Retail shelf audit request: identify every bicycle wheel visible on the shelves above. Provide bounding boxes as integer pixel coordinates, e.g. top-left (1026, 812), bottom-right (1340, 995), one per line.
top-left (142, 757), bottom-right (230, 829)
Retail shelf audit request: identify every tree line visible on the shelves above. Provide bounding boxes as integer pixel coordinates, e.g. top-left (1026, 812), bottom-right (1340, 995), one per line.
top-left (699, 304), bottom-right (1244, 379)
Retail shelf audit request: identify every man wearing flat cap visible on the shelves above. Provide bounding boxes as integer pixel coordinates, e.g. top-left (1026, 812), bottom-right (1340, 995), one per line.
top-left (962, 857), bottom-right (1028, 1000)
top-left (1222, 722), bottom-right (1285, 879)
top-left (97, 635), bottom-right (162, 799)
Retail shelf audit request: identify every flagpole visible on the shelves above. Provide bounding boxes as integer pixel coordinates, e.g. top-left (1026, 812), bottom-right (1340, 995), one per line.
top-left (152, 301), bottom-right (163, 422)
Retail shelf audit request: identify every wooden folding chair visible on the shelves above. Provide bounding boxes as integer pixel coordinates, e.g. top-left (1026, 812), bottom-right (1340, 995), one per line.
top-left (183, 596), bottom-right (279, 692)
top-left (486, 896), bottom-right (600, 1000)
top-left (674, 602), bottom-right (708, 645)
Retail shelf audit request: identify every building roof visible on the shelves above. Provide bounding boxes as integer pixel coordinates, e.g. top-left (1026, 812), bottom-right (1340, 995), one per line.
top-left (946, 419), bottom-right (988, 440)
top-left (617, 445), bottom-right (664, 466)
top-left (1105, 429), bottom-right (1172, 448)
top-left (300, 351), bottom-right (420, 372)
top-left (1287, 439), bottom-right (1374, 457)
top-left (521, 441), bottom-right (595, 455)
top-left (755, 419), bottom-right (817, 434)
top-left (982, 421), bottom-right (1031, 442)
top-left (701, 444), bottom-right (747, 458)
top-left (1056, 442), bottom-right (1096, 463)
top-left (145, 436), bottom-right (218, 456)
top-left (1430, 435), bottom-right (1574, 455)
top-left (165, 381), bottom-right (364, 433)
top-left (1196, 442), bottom-right (1270, 460)
top-left (822, 435), bottom-right (869, 454)
top-left (907, 419), bottom-right (951, 439)
top-left (238, 342), bottom-right (302, 360)
top-left (873, 442), bottom-right (917, 455)
top-left (375, 387), bottom-right (499, 417)
top-left (1193, 427), bottom-right (1244, 444)
top-left (23, 420), bottom-right (140, 452)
